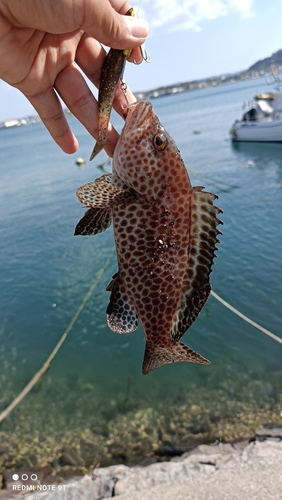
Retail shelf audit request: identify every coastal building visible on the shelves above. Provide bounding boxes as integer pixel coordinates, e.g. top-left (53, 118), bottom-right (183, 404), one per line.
top-left (3, 119), bottom-right (20, 128)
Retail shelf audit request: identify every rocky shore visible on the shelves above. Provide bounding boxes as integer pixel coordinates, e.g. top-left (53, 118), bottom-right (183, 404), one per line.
top-left (1, 425), bottom-right (282, 499)
top-left (1, 365), bottom-right (282, 477)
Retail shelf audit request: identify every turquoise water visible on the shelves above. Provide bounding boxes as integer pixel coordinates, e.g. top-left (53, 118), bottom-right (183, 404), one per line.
top-left (0, 77), bottom-right (281, 469)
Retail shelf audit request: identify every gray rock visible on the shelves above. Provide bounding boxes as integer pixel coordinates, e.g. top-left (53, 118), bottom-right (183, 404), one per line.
top-left (91, 464), bottom-right (130, 484)
top-left (172, 442), bottom-right (239, 467)
top-left (255, 426), bottom-right (282, 441)
top-left (246, 440), bottom-right (282, 458)
top-left (2, 433), bottom-right (282, 500)
top-left (115, 441), bottom-right (282, 496)
top-left (137, 457), bottom-right (157, 467)
top-left (114, 461), bottom-right (214, 496)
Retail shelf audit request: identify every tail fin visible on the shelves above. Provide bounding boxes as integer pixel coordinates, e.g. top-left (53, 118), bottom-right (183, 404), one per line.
top-left (142, 341), bottom-right (210, 375)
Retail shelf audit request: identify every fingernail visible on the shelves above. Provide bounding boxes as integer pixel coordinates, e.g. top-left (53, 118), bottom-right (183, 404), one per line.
top-left (124, 17), bottom-right (149, 39)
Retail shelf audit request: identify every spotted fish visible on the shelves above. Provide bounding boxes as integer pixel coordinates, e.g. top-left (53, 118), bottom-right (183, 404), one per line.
top-left (75, 101), bottom-right (223, 374)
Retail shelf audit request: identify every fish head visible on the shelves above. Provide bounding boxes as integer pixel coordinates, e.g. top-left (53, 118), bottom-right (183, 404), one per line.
top-left (113, 101), bottom-right (182, 200)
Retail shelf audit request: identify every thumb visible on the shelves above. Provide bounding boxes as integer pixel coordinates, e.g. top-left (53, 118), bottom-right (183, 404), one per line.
top-left (83, 2), bottom-right (149, 49)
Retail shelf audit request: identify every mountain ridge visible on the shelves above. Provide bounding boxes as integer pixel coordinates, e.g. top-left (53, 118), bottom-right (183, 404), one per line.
top-left (248, 49), bottom-right (282, 72)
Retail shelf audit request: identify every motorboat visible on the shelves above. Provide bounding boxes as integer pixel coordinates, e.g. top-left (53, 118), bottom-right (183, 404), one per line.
top-left (230, 92), bottom-right (282, 142)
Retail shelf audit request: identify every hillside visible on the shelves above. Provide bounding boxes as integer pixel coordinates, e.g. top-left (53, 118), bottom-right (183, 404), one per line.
top-left (248, 49), bottom-right (282, 72)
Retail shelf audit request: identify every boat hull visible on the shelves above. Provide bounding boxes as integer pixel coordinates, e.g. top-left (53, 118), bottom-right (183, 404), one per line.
top-left (231, 119), bottom-right (282, 142)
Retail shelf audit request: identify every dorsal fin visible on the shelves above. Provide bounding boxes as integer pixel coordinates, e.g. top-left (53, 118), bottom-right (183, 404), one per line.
top-left (106, 273), bottom-right (139, 334)
top-left (142, 341), bottom-right (210, 375)
top-left (170, 186), bottom-right (223, 342)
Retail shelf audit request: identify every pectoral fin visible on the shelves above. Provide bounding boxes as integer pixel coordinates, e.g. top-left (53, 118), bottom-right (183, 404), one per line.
top-left (106, 273), bottom-right (139, 334)
top-left (76, 173), bottom-right (132, 208)
top-left (74, 207), bottom-right (112, 235)
top-left (170, 187), bottom-right (223, 342)
top-left (142, 341), bottom-right (210, 375)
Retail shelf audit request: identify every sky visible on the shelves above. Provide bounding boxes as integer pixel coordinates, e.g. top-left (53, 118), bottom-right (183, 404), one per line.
top-left (1, 0), bottom-right (282, 121)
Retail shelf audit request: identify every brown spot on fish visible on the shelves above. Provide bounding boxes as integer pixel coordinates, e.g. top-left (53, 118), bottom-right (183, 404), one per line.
top-left (76, 101), bottom-right (223, 374)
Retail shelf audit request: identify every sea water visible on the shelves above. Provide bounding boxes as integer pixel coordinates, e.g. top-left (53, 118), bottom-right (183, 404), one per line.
top-left (0, 77), bottom-right (281, 469)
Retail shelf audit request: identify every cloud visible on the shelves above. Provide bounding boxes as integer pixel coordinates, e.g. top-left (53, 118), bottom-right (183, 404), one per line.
top-left (136, 0), bottom-right (255, 31)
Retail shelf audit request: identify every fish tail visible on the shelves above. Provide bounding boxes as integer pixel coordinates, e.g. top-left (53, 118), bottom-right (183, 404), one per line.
top-left (90, 139), bottom-right (105, 161)
top-left (142, 341), bottom-right (210, 375)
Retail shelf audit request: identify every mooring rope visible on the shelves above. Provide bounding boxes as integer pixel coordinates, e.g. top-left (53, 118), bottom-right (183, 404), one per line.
top-left (0, 256), bottom-right (281, 424)
top-left (210, 290), bottom-right (282, 345)
top-left (0, 248), bottom-right (115, 424)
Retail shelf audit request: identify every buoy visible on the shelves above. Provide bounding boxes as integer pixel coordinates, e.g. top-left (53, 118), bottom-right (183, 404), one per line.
top-left (75, 157), bottom-right (85, 166)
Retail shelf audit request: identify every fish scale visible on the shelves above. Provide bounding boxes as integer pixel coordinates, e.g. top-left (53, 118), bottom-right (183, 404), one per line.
top-left (75, 101), bottom-right (223, 375)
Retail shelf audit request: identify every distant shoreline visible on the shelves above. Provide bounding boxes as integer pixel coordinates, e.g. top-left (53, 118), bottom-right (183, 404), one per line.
top-left (134, 68), bottom-right (281, 100)
top-left (1, 69), bottom-right (280, 130)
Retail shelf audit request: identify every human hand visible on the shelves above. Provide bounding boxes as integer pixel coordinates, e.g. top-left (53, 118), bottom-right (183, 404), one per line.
top-left (0, 0), bottom-right (148, 156)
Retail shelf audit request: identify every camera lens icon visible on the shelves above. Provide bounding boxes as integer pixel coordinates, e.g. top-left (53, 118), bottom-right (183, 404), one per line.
top-left (31, 474), bottom-right (38, 481)
top-left (21, 474), bottom-right (28, 481)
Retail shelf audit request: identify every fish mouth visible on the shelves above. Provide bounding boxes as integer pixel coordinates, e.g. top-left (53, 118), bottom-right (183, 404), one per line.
top-left (122, 101), bottom-right (153, 135)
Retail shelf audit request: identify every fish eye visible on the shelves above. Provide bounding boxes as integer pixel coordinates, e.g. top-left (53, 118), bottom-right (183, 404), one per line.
top-left (153, 134), bottom-right (168, 151)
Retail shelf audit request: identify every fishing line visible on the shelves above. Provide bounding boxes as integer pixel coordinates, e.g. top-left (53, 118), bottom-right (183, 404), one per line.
top-left (0, 248), bottom-right (115, 424)
top-left (188, 167), bottom-right (239, 191)
top-left (132, 2), bottom-right (151, 64)
top-left (210, 290), bottom-right (282, 345)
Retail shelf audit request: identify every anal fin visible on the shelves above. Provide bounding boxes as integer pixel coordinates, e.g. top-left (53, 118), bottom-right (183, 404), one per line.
top-left (74, 207), bottom-right (112, 235)
top-left (106, 273), bottom-right (139, 334)
top-left (142, 341), bottom-right (210, 375)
